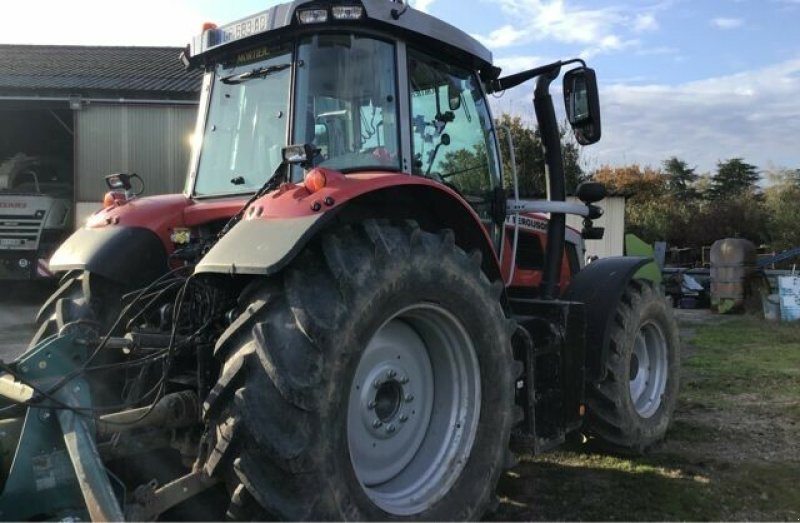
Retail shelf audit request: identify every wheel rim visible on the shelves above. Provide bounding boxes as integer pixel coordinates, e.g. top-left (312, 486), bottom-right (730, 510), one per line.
top-left (628, 320), bottom-right (669, 419)
top-left (347, 303), bottom-right (481, 516)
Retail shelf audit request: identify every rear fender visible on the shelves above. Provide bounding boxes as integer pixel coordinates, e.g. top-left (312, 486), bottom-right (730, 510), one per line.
top-left (195, 172), bottom-right (502, 283)
top-left (562, 256), bottom-right (650, 383)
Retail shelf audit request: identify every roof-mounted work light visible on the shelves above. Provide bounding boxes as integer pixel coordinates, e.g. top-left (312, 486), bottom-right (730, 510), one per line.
top-left (297, 8), bottom-right (329, 24)
top-left (332, 5), bottom-right (364, 20)
top-left (297, 4), bottom-right (364, 24)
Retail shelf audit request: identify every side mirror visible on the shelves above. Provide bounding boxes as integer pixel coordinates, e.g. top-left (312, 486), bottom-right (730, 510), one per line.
top-left (563, 67), bottom-right (601, 146)
top-left (447, 80), bottom-right (462, 111)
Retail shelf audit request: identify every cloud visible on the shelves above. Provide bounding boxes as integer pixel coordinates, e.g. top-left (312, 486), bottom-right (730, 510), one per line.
top-left (410, 0), bottom-right (436, 13)
top-left (474, 1), bottom-right (660, 58)
top-left (711, 17), bottom-right (744, 29)
top-left (589, 59), bottom-right (800, 172)
top-left (634, 13), bottom-right (659, 32)
top-left (494, 55), bottom-right (550, 75)
top-left (473, 24), bottom-right (530, 49)
top-left (490, 58), bottom-right (800, 173)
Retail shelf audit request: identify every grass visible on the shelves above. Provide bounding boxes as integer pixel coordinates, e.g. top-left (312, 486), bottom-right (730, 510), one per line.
top-left (684, 317), bottom-right (800, 408)
top-left (493, 314), bottom-right (800, 521)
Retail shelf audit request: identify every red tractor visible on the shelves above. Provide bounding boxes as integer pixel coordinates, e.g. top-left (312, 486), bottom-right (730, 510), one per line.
top-left (0, 1), bottom-right (679, 520)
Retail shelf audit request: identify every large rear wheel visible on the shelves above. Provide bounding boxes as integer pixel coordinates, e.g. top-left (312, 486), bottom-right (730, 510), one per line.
top-left (585, 279), bottom-right (680, 451)
top-left (201, 220), bottom-right (516, 520)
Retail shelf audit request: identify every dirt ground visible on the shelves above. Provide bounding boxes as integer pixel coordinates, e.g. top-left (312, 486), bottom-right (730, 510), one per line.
top-left (491, 309), bottom-right (800, 521)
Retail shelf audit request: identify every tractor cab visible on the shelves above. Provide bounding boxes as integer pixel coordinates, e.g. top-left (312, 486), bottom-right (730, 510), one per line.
top-left (183, 0), bottom-right (602, 290)
top-left (185, 1), bottom-right (505, 230)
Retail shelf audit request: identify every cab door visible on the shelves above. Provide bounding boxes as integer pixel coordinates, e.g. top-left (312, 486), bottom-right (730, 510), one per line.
top-left (406, 48), bottom-right (504, 247)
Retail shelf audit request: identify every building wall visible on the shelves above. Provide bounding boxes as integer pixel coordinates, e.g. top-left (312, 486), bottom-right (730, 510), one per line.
top-left (566, 195), bottom-right (626, 259)
top-left (74, 103), bottom-right (196, 224)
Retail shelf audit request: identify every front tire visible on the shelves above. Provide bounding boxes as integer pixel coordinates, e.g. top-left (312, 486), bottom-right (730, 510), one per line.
top-left (29, 271), bottom-right (122, 349)
top-left (585, 279), bottom-right (680, 451)
top-left (201, 220), bottom-right (516, 520)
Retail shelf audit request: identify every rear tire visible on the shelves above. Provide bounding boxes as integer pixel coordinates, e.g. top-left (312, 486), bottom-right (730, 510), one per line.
top-left (585, 279), bottom-right (680, 451)
top-left (200, 220), bottom-right (516, 520)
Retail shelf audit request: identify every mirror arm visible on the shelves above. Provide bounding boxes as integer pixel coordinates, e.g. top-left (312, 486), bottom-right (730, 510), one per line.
top-left (489, 58), bottom-right (585, 93)
top-left (490, 61), bottom-right (562, 93)
top-left (534, 67), bottom-right (568, 300)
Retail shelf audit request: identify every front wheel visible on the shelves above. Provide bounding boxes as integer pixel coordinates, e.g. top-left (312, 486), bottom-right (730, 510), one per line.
top-left (585, 279), bottom-right (681, 451)
top-left (201, 220), bottom-right (517, 520)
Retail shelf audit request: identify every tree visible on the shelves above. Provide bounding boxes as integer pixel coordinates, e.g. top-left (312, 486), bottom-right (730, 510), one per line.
top-left (684, 195), bottom-right (770, 248)
top-left (708, 158), bottom-right (760, 200)
top-left (494, 113), bottom-right (584, 198)
top-left (590, 164), bottom-right (694, 244)
top-left (438, 145), bottom-right (490, 196)
top-left (662, 157), bottom-right (699, 198)
top-left (764, 167), bottom-right (800, 251)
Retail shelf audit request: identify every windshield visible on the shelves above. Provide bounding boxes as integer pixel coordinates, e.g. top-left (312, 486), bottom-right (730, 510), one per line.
top-left (194, 45), bottom-right (292, 196)
top-left (292, 34), bottom-right (399, 179)
top-left (194, 35), bottom-right (400, 196)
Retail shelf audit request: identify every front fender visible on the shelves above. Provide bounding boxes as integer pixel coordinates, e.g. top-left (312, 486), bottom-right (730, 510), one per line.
top-left (562, 256), bottom-right (650, 383)
top-left (49, 226), bottom-right (168, 288)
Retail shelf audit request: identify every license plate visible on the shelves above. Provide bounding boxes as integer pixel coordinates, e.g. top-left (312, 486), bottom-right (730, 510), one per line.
top-left (0, 238), bottom-right (23, 246)
top-left (220, 13), bottom-right (269, 45)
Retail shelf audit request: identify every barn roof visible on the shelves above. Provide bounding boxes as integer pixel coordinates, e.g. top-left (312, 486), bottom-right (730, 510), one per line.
top-left (0, 45), bottom-right (202, 100)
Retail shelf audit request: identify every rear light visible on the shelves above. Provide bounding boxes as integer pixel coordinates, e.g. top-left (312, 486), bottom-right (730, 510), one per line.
top-left (332, 5), bottom-right (364, 20)
top-left (297, 9), bottom-right (329, 24)
top-left (202, 22), bottom-right (218, 31)
top-left (304, 169), bottom-right (328, 193)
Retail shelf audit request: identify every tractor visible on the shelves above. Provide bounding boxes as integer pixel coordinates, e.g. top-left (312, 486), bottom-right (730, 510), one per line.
top-left (0, 1), bottom-right (680, 520)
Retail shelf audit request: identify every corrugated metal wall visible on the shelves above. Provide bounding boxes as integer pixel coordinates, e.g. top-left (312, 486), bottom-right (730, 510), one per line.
top-left (566, 196), bottom-right (626, 259)
top-left (75, 104), bottom-right (196, 201)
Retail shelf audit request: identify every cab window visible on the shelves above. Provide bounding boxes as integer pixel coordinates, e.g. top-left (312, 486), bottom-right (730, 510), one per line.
top-left (407, 49), bottom-right (501, 220)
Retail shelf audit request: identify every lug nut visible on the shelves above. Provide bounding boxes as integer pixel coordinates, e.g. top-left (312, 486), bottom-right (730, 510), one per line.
top-left (386, 370), bottom-right (396, 379)
top-left (368, 400), bottom-right (376, 409)
top-left (400, 375), bottom-right (409, 384)
top-left (399, 414), bottom-right (409, 423)
top-left (372, 420), bottom-right (382, 428)
top-left (373, 379), bottom-right (382, 389)
top-left (386, 424), bottom-right (396, 434)
top-left (404, 394), bottom-right (414, 403)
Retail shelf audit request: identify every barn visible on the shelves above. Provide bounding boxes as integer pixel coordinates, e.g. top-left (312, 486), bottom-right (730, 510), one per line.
top-left (0, 45), bottom-right (202, 224)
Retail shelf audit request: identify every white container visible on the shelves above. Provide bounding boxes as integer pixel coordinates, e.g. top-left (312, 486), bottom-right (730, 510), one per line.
top-left (763, 294), bottom-right (781, 322)
top-left (778, 277), bottom-right (800, 321)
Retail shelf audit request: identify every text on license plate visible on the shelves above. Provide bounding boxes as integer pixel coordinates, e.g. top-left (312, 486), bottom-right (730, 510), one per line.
top-left (0, 238), bottom-right (23, 246)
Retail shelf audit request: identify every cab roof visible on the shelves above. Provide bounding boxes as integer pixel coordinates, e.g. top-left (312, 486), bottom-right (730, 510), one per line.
top-left (186, 0), bottom-right (499, 79)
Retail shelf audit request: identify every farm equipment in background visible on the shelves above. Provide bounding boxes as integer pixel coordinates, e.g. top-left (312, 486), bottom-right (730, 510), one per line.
top-left (0, 154), bottom-right (72, 280)
top-left (0, 1), bottom-right (680, 520)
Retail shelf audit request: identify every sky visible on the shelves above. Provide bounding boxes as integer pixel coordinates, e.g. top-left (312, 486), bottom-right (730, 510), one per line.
top-left (3, 0), bottom-right (800, 175)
